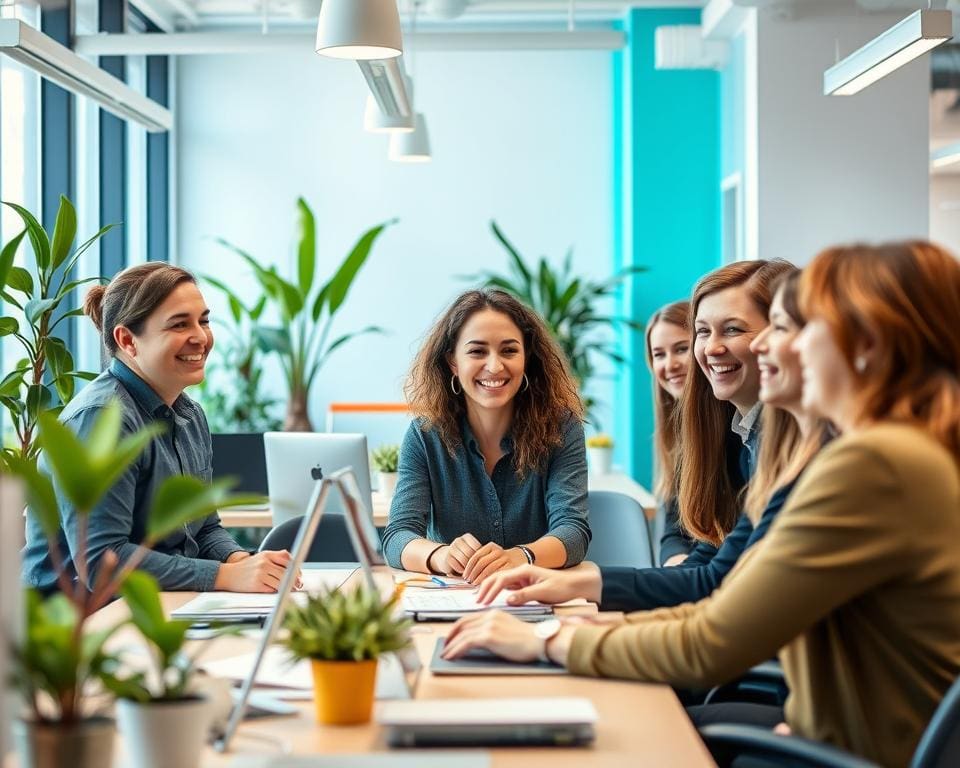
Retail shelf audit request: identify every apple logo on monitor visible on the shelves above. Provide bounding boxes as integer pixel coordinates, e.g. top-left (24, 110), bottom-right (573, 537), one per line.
top-left (310, 465), bottom-right (323, 481)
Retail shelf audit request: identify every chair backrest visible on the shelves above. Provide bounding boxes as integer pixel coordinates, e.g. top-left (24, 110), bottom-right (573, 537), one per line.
top-left (913, 674), bottom-right (960, 768)
top-left (259, 514), bottom-right (357, 563)
top-left (585, 490), bottom-right (654, 569)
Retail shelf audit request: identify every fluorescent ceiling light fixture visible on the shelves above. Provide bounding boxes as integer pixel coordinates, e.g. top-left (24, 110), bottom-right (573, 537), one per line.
top-left (931, 141), bottom-right (960, 169)
top-left (0, 19), bottom-right (172, 132)
top-left (364, 93), bottom-right (414, 133)
top-left (389, 113), bottom-right (431, 162)
top-left (824, 9), bottom-right (952, 96)
top-left (315, 0), bottom-right (403, 60)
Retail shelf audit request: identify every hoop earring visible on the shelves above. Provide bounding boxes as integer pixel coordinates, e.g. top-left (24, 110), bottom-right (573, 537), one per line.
top-left (522, 374), bottom-right (530, 393)
top-left (450, 375), bottom-right (463, 395)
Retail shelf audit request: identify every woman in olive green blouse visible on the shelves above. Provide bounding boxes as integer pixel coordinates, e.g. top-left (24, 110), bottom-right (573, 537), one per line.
top-left (443, 242), bottom-right (960, 768)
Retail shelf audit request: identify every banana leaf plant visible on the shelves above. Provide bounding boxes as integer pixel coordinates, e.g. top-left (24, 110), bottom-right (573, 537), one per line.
top-left (0, 195), bottom-right (117, 468)
top-left (214, 197), bottom-right (395, 431)
top-left (465, 220), bottom-right (647, 425)
top-left (198, 277), bottom-right (281, 432)
top-left (6, 402), bottom-right (262, 724)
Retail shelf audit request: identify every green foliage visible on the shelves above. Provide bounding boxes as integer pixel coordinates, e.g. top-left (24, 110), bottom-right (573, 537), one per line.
top-left (466, 221), bottom-right (646, 424)
top-left (10, 590), bottom-right (123, 724)
top-left (370, 444), bottom-right (399, 473)
top-left (213, 198), bottom-right (395, 430)
top-left (280, 585), bottom-right (411, 662)
top-left (199, 276), bottom-right (281, 432)
top-left (5, 401), bottom-right (262, 721)
top-left (99, 572), bottom-right (196, 703)
top-left (0, 196), bottom-right (117, 467)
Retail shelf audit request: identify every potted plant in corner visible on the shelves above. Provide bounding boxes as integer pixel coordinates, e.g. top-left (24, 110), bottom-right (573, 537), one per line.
top-left (214, 198), bottom-right (396, 431)
top-left (101, 571), bottom-right (217, 768)
top-left (586, 434), bottom-right (614, 475)
top-left (6, 404), bottom-right (259, 768)
top-left (370, 443), bottom-right (399, 500)
top-left (279, 585), bottom-right (411, 725)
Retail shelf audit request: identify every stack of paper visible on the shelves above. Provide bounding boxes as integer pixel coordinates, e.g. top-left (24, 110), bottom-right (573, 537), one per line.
top-left (171, 568), bottom-right (356, 621)
top-left (401, 588), bottom-right (552, 621)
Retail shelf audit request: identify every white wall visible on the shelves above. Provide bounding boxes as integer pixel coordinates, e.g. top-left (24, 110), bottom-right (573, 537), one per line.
top-left (931, 174), bottom-right (960, 254)
top-left (754, 6), bottom-right (930, 265)
top-left (176, 48), bottom-right (614, 433)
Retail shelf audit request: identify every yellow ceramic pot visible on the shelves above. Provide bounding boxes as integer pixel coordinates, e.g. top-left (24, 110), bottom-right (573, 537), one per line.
top-left (309, 658), bottom-right (378, 725)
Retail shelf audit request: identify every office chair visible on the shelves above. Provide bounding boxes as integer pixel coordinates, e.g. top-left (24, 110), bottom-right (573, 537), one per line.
top-left (259, 513), bottom-right (357, 562)
top-left (704, 659), bottom-right (790, 707)
top-left (700, 672), bottom-right (960, 768)
top-left (585, 490), bottom-right (655, 569)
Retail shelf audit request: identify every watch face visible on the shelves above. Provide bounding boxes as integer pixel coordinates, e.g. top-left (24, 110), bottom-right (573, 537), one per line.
top-left (534, 618), bottom-right (562, 640)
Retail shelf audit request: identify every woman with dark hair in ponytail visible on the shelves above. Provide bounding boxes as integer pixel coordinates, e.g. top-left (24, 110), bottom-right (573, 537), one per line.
top-left (23, 262), bottom-right (295, 593)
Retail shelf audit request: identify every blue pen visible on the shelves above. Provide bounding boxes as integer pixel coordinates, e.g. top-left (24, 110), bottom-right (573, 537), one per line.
top-left (430, 576), bottom-right (448, 587)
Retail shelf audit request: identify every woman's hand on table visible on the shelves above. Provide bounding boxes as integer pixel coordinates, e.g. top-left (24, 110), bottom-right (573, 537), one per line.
top-left (476, 563), bottom-right (603, 605)
top-left (215, 550), bottom-right (301, 592)
top-left (462, 543), bottom-right (527, 584)
top-left (435, 533), bottom-right (483, 575)
top-left (441, 610), bottom-right (576, 666)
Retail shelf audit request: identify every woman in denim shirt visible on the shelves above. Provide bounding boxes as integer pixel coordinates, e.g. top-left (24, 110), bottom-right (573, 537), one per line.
top-left (382, 289), bottom-right (591, 583)
top-left (22, 263), bottom-right (291, 593)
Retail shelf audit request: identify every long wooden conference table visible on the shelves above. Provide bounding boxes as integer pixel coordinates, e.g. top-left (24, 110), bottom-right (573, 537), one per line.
top-left (88, 567), bottom-right (715, 767)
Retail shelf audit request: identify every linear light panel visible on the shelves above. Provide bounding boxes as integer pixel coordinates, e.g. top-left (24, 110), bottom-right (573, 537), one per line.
top-left (931, 141), bottom-right (960, 170)
top-left (0, 19), bottom-right (172, 132)
top-left (824, 9), bottom-right (952, 96)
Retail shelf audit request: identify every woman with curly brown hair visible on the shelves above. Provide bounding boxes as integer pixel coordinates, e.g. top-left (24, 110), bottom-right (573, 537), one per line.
top-left (381, 289), bottom-right (591, 582)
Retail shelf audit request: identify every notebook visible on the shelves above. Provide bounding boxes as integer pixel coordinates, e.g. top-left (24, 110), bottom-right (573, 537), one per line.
top-left (429, 637), bottom-right (566, 676)
top-left (378, 697), bottom-right (598, 748)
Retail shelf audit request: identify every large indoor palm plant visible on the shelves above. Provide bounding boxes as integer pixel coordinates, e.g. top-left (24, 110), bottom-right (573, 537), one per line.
top-left (214, 198), bottom-right (395, 431)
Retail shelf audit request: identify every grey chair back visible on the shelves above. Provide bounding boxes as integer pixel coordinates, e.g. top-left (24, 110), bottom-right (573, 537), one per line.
top-left (258, 513), bottom-right (357, 562)
top-left (913, 674), bottom-right (960, 768)
top-left (585, 490), bottom-right (654, 569)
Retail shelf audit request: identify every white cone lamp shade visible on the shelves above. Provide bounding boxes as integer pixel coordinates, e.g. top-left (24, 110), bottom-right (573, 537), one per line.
top-left (389, 113), bottom-right (431, 162)
top-left (316, 0), bottom-right (403, 60)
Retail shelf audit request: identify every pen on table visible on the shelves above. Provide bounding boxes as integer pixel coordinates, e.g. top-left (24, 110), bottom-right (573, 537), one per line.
top-left (431, 576), bottom-right (449, 587)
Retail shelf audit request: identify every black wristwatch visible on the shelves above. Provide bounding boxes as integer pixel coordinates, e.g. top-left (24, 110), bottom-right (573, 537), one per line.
top-left (516, 545), bottom-right (536, 565)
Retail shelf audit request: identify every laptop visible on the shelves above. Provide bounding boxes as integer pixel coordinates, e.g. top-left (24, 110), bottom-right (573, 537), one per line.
top-left (378, 697), bottom-right (598, 747)
top-left (214, 468), bottom-right (414, 753)
top-left (263, 432), bottom-right (373, 526)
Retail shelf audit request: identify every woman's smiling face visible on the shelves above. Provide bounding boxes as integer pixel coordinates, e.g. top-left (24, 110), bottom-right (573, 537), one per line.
top-left (648, 320), bottom-right (690, 400)
top-left (448, 308), bottom-right (526, 415)
top-left (693, 285), bottom-right (766, 414)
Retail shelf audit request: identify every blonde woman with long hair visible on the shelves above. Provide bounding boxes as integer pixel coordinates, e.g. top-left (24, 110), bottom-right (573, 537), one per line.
top-left (644, 301), bottom-right (695, 565)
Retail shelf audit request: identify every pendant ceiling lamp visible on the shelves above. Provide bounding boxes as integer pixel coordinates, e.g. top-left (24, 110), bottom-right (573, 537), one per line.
top-left (389, 113), bottom-right (431, 162)
top-left (315, 0), bottom-right (403, 60)
top-left (364, 73), bottom-right (415, 133)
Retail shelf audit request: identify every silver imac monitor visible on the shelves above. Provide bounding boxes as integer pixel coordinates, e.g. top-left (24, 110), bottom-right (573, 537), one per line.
top-left (263, 432), bottom-right (372, 527)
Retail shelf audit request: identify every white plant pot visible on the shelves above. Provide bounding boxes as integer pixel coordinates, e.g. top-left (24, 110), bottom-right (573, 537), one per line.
top-left (378, 471), bottom-right (399, 499)
top-left (588, 447), bottom-right (613, 475)
top-left (116, 696), bottom-right (211, 768)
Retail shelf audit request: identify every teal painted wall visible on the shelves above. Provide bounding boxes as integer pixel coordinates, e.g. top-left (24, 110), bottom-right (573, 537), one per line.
top-left (614, 9), bottom-right (722, 488)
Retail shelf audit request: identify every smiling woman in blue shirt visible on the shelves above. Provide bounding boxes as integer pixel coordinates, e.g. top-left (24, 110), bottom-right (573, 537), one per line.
top-left (382, 289), bottom-right (591, 583)
top-left (22, 262), bottom-right (292, 593)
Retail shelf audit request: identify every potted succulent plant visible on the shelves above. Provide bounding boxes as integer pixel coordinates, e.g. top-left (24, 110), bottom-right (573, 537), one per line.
top-left (586, 433), bottom-right (615, 475)
top-left (370, 443), bottom-right (400, 500)
top-left (279, 585), bottom-right (411, 725)
top-left (6, 404), bottom-right (258, 768)
top-left (101, 571), bottom-right (217, 768)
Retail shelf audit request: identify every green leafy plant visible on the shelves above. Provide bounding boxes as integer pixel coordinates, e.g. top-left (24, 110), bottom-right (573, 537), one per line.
top-left (214, 198), bottom-right (396, 431)
top-left (467, 221), bottom-right (646, 424)
top-left (99, 571), bottom-right (211, 703)
top-left (198, 277), bottom-right (281, 432)
top-left (0, 195), bottom-right (117, 467)
top-left (280, 585), bottom-right (411, 662)
top-left (6, 402), bottom-right (261, 723)
top-left (370, 444), bottom-right (399, 473)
